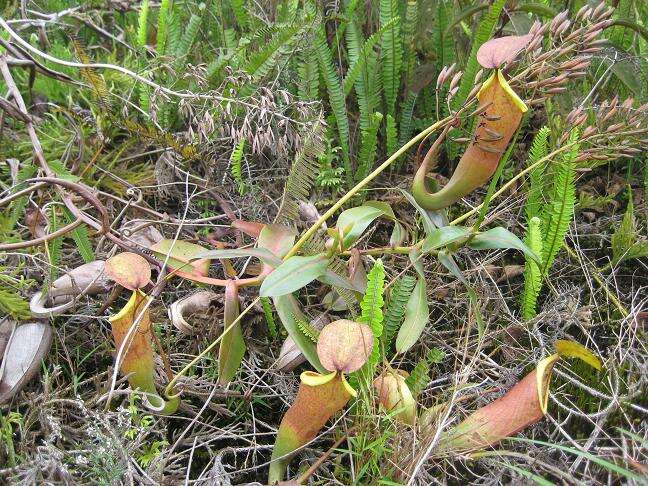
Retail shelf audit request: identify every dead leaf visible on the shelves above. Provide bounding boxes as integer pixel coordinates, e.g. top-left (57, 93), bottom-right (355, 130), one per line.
top-left (169, 290), bottom-right (219, 335)
top-left (0, 321), bottom-right (52, 403)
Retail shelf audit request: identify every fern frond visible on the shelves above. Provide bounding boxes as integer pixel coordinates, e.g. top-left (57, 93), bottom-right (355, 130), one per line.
top-left (346, 20), bottom-right (381, 132)
top-left (46, 207), bottom-right (63, 283)
top-left (275, 121), bottom-right (325, 225)
top-left (294, 314), bottom-right (320, 343)
top-left (355, 112), bottom-right (383, 183)
top-left (382, 274), bottom-right (416, 349)
top-left (359, 259), bottom-right (385, 372)
top-left (157, 0), bottom-right (171, 54)
top-left (405, 348), bottom-right (444, 396)
top-left (244, 24), bottom-right (301, 84)
top-left (541, 132), bottom-right (578, 274)
top-left (297, 53), bottom-right (319, 101)
top-left (63, 208), bottom-right (94, 263)
top-left (261, 297), bottom-right (277, 338)
top-left (380, 0), bottom-right (403, 117)
top-left (174, 13), bottom-right (203, 59)
top-left (231, 0), bottom-right (249, 30)
top-left (450, 0), bottom-right (505, 112)
top-left (397, 90), bottom-right (417, 148)
top-left (343, 18), bottom-right (396, 96)
top-left (434, 0), bottom-right (455, 71)
top-left (525, 127), bottom-right (550, 221)
top-left (230, 138), bottom-right (246, 195)
top-left (315, 25), bottom-right (351, 183)
top-left (385, 113), bottom-right (398, 156)
top-left (136, 0), bottom-right (150, 47)
top-left (71, 38), bottom-right (110, 109)
top-left (521, 216), bottom-right (544, 320)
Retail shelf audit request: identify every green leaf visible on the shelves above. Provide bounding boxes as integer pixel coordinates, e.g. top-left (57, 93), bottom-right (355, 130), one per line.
top-left (62, 208), bottom-right (94, 263)
top-left (358, 259), bottom-right (385, 376)
top-left (422, 226), bottom-right (471, 252)
top-left (395, 277), bottom-right (429, 354)
top-left (336, 205), bottom-right (385, 249)
top-left (380, 0), bottom-right (403, 117)
top-left (522, 217), bottom-right (544, 320)
top-left (259, 254), bottom-right (329, 297)
top-left (150, 239), bottom-right (210, 276)
top-left (218, 283), bottom-right (246, 385)
top-left (524, 127), bottom-right (550, 221)
top-left (136, 0), bottom-right (150, 47)
top-left (272, 294), bottom-right (325, 373)
top-left (468, 227), bottom-right (540, 264)
top-left (400, 189), bottom-right (447, 236)
top-left (260, 297), bottom-right (277, 339)
top-left (383, 275), bottom-right (416, 349)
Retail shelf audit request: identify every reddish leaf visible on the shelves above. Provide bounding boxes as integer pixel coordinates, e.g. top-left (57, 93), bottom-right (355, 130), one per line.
top-left (316, 319), bottom-right (374, 373)
top-left (476, 34), bottom-right (533, 69)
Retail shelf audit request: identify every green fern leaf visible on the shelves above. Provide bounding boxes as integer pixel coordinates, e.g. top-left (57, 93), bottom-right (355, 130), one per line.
top-left (0, 287), bottom-right (30, 320)
top-left (386, 113), bottom-right (398, 156)
top-left (157, 0), bottom-right (171, 53)
top-left (405, 348), bottom-right (444, 396)
top-left (397, 90), bottom-right (417, 148)
top-left (275, 121), bottom-right (325, 225)
top-left (541, 132), bottom-right (578, 274)
top-left (315, 24), bottom-right (351, 184)
top-left (521, 216), bottom-right (544, 320)
top-left (525, 127), bottom-right (550, 221)
top-left (230, 0), bottom-right (249, 30)
top-left (434, 0), bottom-right (455, 71)
top-left (230, 138), bottom-right (246, 195)
top-left (343, 18), bottom-right (396, 96)
top-left (380, 0), bottom-right (403, 117)
top-left (382, 274), bottom-right (416, 349)
top-left (260, 297), bottom-right (277, 339)
top-left (355, 112), bottom-right (383, 183)
top-left (359, 259), bottom-right (385, 372)
top-left (174, 13), bottom-right (203, 59)
top-left (294, 314), bottom-right (321, 344)
top-left (297, 53), bottom-right (319, 101)
top-left (346, 20), bottom-right (381, 133)
top-left (63, 208), bottom-right (94, 264)
top-left (136, 0), bottom-right (150, 47)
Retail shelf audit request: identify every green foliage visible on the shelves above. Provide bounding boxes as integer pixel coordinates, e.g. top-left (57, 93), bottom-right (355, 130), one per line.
top-left (174, 13), bottom-right (203, 60)
top-left (297, 53), bottom-right (319, 101)
top-left (611, 189), bottom-right (648, 264)
top-left (521, 217), bottom-right (544, 320)
top-left (405, 348), bottom-right (444, 396)
top-left (260, 297), bottom-right (278, 339)
top-left (359, 260), bottom-right (385, 373)
top-left (294, 314), bottom-right (320, 343)
top-left (275, 122), bottom-right (325, 225)
top-left (157, 0), bottom-right (172, 53)
top-left (0, 268), bottom-right (32, 320)
top-left (385, 113), bottom-right (398, 156)
top-left (230, 138), bottom-right (247, 195)
top-left (525, 127), bottom-right (550, 221)
top-left (541, 132), bottom-right (579, 274)
top-left (379, 0), bottom-right (403, 118)
top-left (315, 24), bottom-right (351, 184)
top-left (356, 112), bottom-right (383, 183)
top-left (136, 0), bottom-right (150, 47)
top-left (382, 274), bottom-right (416, 350)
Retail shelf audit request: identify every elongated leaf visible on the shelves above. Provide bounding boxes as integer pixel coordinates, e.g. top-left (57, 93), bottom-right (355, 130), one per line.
top-left (336, 205), bottom-right (385, 249)
top-left (272, 294), bottom-right (325, 372)
top-left (218, 282), bottom-right (246, 384)
top-left (395, 277), bottom-right (429, 354)
top-left (260, 255), bottom-right (329, 297)
top-left (150, 239), bottom-right (210, 277)
top-left (469, 227), bottom-right (540, 264)
top-left (423, 226), bottom-right (471, 252)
